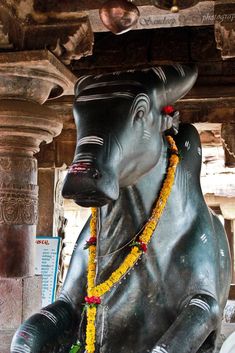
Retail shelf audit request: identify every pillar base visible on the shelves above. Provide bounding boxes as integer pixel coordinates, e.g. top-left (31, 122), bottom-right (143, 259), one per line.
top-left (0, 275), bottom-right (42, 352)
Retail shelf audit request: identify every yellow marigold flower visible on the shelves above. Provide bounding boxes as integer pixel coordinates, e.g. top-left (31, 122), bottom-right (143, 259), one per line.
top-left (93, 288), bottom-right (101, 296)
top-left (106, 279), bottom-right (114, 287)
top-left (101, 283), bottom-right (110, 291)
top-left (86, 344), bottom-right (95, 353)
top-left (120, 263), bottom-right (129, 272)
top-left (89, 263), bottom-right (96, 270)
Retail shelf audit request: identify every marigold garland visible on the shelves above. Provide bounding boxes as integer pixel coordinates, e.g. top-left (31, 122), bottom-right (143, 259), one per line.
top-left (85, 135), bottom-right (179, 353)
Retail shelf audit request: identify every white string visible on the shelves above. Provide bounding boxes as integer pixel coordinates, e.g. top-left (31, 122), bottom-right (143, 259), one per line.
top-left (95, 219), bottom-right (151, 259)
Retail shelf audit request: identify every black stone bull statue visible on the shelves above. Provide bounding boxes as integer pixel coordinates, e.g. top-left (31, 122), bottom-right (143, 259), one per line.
top-left (11, 65), bottom-right (231, 353)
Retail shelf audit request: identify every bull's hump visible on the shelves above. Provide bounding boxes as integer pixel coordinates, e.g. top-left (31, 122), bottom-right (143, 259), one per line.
top-left (175, 124), bottom-right (202, 182)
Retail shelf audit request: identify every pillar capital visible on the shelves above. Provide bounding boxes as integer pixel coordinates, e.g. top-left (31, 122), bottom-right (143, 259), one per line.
top-left (0, 99), bottom-right (62, 155)
top-left (0, 50), bottom-right (76, 154)
top-left (0, 50), bottom-right (76, 102)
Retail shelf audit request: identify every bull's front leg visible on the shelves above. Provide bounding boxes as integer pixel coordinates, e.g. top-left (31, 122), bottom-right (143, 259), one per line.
top-left (10, 220), bottom-right (90, 353)
top-left (152, 294), bottom-right (220, 353)
top-left (10, 300), bottom-right (78, 353)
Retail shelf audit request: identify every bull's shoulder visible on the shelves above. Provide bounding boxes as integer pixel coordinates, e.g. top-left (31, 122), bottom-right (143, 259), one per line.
top-left (173, 123), bottom-right (202, 179)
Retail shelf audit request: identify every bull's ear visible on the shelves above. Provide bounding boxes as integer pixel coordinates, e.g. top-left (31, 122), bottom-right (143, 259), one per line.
top-left (74, 75), bottom-right (92, 96)
top-left (152, 64), bottom-right (198, 107)
top-left (161, 110), bottom-right (180, 135)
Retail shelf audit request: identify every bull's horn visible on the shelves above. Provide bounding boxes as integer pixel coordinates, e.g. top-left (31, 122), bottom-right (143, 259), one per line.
top-left (152, 64), bottom-right (198, 107)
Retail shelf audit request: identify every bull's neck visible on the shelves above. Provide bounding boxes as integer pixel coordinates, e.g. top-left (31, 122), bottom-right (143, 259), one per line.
top-left (95, 138), bottom-right (170, 274)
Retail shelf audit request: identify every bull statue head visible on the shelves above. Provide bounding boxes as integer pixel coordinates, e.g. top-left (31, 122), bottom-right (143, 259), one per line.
top-left (62, 65), bottom-right (198, 207)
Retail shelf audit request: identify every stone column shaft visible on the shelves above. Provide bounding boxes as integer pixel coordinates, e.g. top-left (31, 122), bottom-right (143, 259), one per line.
top-left (0, 154), bottom-right (37, 277)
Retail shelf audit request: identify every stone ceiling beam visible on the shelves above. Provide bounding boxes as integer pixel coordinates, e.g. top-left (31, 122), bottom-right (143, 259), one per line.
top-left (70, 27), bottom-right (231, 74)
top-left (89, 1), bottom-right (215, 32)
top-left (1, 0), bottom-right (235, 64)
top-left (10, 0), bottom-right (214, 32)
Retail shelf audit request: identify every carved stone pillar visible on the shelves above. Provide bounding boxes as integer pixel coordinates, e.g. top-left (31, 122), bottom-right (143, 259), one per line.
top-left (37, 168), bottom-right (65, 237)
top-left (0, 50), bottom-right (76, 353)
top-left (221, 123), bottom-right (235, 167)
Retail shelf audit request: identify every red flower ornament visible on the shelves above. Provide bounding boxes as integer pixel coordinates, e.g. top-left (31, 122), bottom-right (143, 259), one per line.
top-left (84, 237), bottom-right (97, 249)
top-left (162, 105), bottom-right (175, 115)
top-left (140, 241), bottom-right (147, 253)
top-left (130, 240), bottom-right (148, 253)
top-left (85, 296), bottom-right (101, 305)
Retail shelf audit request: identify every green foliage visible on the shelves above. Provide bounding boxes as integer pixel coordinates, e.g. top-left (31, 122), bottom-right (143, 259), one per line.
top-left (69, 341), bottom-right (82, 353)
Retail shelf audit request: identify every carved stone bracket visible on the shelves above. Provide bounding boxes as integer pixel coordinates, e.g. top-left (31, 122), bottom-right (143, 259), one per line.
top-left (51, 21), bottom-right (94, 65)
top-left (0, 1), bottom-right (94, 65)
top-left (215, 1), bottom-right (235, 59)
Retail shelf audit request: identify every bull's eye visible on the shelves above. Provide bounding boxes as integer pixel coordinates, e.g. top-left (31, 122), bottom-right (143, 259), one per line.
top-left (135, 109), bottom-right (145, 121)
top-left (131, 94), bottom-right (150, 124)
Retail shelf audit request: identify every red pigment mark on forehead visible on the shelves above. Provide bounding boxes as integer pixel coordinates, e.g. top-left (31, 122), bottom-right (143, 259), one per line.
top-left (68, 162), bottom-right (93, 174)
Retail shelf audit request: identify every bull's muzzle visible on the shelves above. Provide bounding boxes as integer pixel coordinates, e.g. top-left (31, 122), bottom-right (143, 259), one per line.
top-left (62, 161), bottom-right (119, 207)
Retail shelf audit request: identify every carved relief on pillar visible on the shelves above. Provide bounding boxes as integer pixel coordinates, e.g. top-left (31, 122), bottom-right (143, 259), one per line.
top-left (0, 156), bottom-right (37, 174)
top-left (0, 187), bottom-right (38, 225)
top-left (0, 154), bottom-right (38, 225)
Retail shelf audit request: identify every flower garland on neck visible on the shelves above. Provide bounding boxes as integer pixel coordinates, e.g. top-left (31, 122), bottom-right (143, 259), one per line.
top-left (84, 135), bottom-right (179, 353)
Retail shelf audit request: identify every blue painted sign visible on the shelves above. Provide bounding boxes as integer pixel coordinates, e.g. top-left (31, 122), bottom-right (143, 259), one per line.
top-left (35, 236), bottom-right (61, 306)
